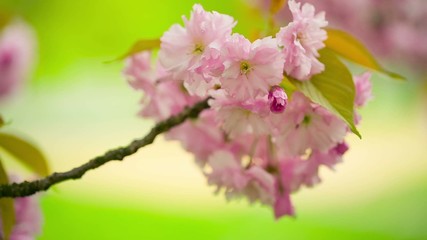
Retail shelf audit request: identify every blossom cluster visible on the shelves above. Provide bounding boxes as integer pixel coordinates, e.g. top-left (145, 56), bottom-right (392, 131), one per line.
top-left (124, 1), bottom-right (372, 219)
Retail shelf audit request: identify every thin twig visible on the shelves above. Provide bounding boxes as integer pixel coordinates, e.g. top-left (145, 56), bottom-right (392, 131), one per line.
top-left (0, 98), bottom-right (210, 198)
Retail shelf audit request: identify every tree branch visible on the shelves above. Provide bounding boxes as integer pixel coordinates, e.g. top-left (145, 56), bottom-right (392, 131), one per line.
top-left (0, 99), bottom-right (210, 198)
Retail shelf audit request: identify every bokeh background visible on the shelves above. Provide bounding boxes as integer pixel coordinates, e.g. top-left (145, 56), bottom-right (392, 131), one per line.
top-left (1, 0), bottom-right (427, 239)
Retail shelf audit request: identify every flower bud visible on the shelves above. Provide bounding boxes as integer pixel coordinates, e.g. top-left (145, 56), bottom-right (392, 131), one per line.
top-left (334, 142), bottom-right (349, 156)
top-left (268, 86), bottom-right (288, 113)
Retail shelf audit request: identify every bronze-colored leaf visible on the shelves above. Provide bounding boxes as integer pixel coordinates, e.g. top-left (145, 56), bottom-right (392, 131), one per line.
top-left (0, 11), bottom-right (13, 31)
top-left (110, 38), bottom-right (161, 62)
top-left (325, 28), bottom-right (405, 80)
top-left (0, 133), bottom-right (50, 176)
top-left (270, 0), bottom-right (287, 15)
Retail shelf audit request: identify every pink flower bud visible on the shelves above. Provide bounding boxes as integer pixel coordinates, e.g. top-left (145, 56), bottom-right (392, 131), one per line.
top-left (268, 86), bottom-right (288, 113)
top-left (334, 142), bottom-right (349, 156)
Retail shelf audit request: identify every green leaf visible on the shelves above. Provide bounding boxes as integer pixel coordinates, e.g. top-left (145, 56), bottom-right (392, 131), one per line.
top-left (0, 158), bottom-right (15, 240)
top-left (325, 28), bottom-right (405, 80)
top-left (0, 116), bottom-right (4, 129)
top-left (290, 48), bottom-right (361, 138)
top-left (109, 38), bottom-right (161, 62)
top-left (0, 133), bottom-right (49, 176)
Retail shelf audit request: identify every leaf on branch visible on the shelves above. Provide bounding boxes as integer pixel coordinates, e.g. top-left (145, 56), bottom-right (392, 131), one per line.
top-left (0, 133), bottom-right (50, 177)
top-left (0, 158), bottom-right (15, 240)
top-left (0, 116), bottom-right (4, 129)
top-left (110, 38), bottom-right (161, 62)
top-left (270, 0), bottom-right (287, 15)
top-left (325, 28), bottom-right (405, 80)
top-left (290, 48), bottom-right (361, 138)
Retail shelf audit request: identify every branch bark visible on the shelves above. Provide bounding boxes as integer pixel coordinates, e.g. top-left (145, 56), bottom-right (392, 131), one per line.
top-left (0, 99), bottom-right (210, 198)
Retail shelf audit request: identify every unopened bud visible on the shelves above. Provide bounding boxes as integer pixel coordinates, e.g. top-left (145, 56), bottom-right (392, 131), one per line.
top-left (334, 142), bottom-right (349, 156)
top-left (268, 86), bottom-right (288, 113)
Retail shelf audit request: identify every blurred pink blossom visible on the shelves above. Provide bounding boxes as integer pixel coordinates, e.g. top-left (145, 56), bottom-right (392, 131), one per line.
top-left (0, 176), bottom-right (42, 240)
top-left (0, 19), bottom-right (35, 100)
top-left (354, 72), bottom-right (373, 108)
top-left (251, 0), bottom-right (427, 73)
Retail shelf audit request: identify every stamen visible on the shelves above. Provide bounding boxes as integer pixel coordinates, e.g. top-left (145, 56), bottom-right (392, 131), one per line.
top-left (193, 44), bottom-right (204, 54)
top-left (302, 115), bottom-right (311, 125)
top-left (240, 61), bottom-right (251, 75)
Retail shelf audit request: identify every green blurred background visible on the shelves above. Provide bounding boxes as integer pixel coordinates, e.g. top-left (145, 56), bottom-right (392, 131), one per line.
top-left (1, 0), bottom-right (427, 239)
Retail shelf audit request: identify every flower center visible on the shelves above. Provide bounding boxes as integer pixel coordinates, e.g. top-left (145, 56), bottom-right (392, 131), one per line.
top-left (193, 44), bottom-right (204, 54)
top-left (240, 61), bottom-right (251, 75)
top-left (296, 32), bottom-right (305, 42)
top-left (302, 115), bottom-right (311, 125)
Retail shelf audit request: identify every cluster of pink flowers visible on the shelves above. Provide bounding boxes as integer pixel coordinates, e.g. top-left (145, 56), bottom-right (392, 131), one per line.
top-left (0, 19), bottom-right (35, 101)
top-left (250, 0), bottom-right (427, 74)
top-left (124, 1), bottom-right (373, 219)
top-left (0, 176), bottom-right (42, 240)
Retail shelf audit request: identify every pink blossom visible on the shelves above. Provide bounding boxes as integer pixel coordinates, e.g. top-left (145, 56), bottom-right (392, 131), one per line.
top-left (294, 142), bottom-right (348, 189)
top-left (166, 110), bottom-right (244, 166)
top-left (0, 20), bottom-right (35, 100)
top-left (124, 52), bottom-right (199, 121)
top-left (220, 34), bottom-right (284, 101)
top-left (183, 47), bottom-right (224, 97)
top-left (211, 92), bottom-right (271, 138)
top-left (274, 190), bottom-right (294, 219)
top-left (9, 196), bottom-right (42, 240)
top-left (273, 141), bottom-right (348, 219)
top-left (124, 3), bottom-right (374, 220)
top-left (139, 79), bottom-right (199, 121)
top-left (241, 166), bottom-right (275, 204)
top-left (274, 159), bottom-right (297, 218)
top-left (206, 150), bottom-right (275, 205)
top-left (354, 72), bottom-right (373, 107)
top-left (193, 47), bottom-right (225, 82)
top-left (276, 0), bottom-right (327, 80)
top-left (206, 150), bottom-right (249, 193)
top-left (275, 92), bottom-right (347, 156)
top-left (158, 4), bottom-right (235, 80)
top-left (316, 141), bottom-right (348, 170)
top-left (0, 176), bottom-right (42, 240)
top-left (123, 51), bottom-right (156, 95)
top-left (333, 142), bottom-right (349, 157)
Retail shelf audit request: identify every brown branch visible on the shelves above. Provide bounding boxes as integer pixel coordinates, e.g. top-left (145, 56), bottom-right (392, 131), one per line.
top-left (0, 99), bottom-right (210, 198)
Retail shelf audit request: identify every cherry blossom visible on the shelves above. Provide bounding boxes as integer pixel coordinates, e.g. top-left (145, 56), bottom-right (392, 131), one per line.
top-left (124, 2), bottom-right (374, 219)
top-left (220, 34), bottom-right (284, 100)
top-left (354, 72), bottom-right (373, 108)
top-left (276, 0), bottom-right (327, 80)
